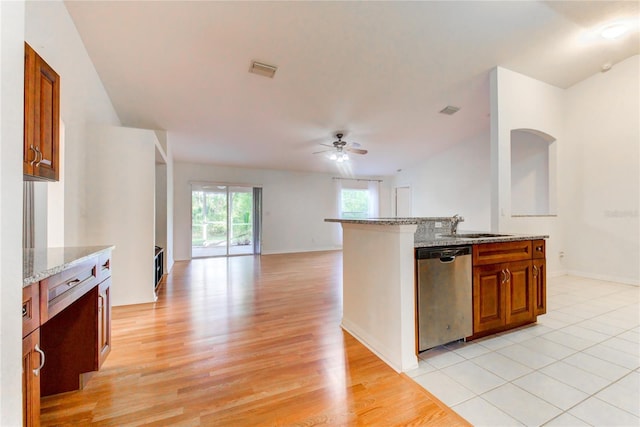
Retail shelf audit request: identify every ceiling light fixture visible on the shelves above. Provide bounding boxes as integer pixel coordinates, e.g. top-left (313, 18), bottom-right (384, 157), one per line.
top-left (601, 23), bottom-right (630, 40)
top-left (249, 61), bottom-right (277, 78)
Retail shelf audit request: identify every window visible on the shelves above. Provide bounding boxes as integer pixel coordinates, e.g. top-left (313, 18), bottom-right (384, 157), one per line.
top-left (341, 189), bottom-right (370, 219)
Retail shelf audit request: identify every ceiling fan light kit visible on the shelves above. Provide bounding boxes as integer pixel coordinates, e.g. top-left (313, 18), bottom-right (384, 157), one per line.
top-left (313, 133), bottom-right (368, 163)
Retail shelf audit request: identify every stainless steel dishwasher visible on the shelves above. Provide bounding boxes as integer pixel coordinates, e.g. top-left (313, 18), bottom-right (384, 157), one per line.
top-left (416, 245), bottom-right (472, 352)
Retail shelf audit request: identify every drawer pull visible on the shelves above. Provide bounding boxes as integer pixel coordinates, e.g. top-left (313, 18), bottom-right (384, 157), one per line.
top-left (33, 344), bottom-right (45, 376)
top-left (66, 278), bottom-right (81, 286)
top-left (22, 303), bottom-right (28, 317)
top-left (536, 246), bottom-right (543, 252)
top-left (533, 265), bottom-right (539, 277)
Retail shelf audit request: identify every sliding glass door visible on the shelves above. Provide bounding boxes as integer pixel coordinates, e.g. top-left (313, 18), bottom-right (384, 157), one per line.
top-left (191, 184), bottom-right (261, 257)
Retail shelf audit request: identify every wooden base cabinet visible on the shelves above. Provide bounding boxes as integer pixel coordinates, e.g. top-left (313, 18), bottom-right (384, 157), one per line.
top-left (471, 240), bottom-right (544, 339)
top-left (22, 249), bottom-right (112, 424)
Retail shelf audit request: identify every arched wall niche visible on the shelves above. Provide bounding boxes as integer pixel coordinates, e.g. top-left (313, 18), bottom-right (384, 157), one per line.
top-left (510, 128), bottom-right (557, 216)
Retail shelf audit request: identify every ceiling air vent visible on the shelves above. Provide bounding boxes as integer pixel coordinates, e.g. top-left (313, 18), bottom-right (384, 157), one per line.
top-left (249, 61), bottom-right (277, 78)
top-left (439, 105), bottom-right (460, 115)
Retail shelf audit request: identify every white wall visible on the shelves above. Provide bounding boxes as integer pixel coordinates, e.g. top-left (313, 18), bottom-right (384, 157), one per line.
top-left (165, 136), bottom-right (175, 271)
top-left (393, 133), bottom-right (492, 232)
top-left (173, 163), bottom-right (390, 259)
top-left (0, 1), bottom-right (26, 423)
top-left (490, 67), bottom-right (566, 276)
top-left (511, 130), bottom-right (551, 216)
top-left (564, 55), bottom-right (639, 284)
top-left (85, 125), bottom-right (157, 306)
top-left (25, 0), bottom-right (120, 247)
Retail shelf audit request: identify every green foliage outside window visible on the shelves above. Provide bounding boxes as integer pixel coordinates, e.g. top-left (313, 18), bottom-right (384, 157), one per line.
top-left (341, 189), bottom-right (369, 219)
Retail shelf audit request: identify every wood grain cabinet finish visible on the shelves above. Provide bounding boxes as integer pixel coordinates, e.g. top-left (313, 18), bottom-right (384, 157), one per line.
top-left (22, 329), bottom-right (41, 427)
top-left (471, 240), bottom-right (543, 339)
top-left (23, 250), bottom-right (112, 424)
top-left (24, 42), bottom-right (60, 182)
top-left (98, 277), bottom-right (112, 367)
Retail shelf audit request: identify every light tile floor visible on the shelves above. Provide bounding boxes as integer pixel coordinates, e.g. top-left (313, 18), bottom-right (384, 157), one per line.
top-left (407, 275), bottom-right (640, 426)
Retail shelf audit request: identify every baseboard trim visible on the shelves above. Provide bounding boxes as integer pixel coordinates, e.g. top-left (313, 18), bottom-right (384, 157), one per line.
top-left (565, 270), bottom-right (639, 286)
top-left (261, 246), bottom-right (342, 255)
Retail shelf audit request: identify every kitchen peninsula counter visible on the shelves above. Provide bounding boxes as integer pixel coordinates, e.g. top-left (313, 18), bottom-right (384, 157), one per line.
top-left (23, 245), bottom-right (114, 286)
top-left (325, 217), bottom-right (547, 373)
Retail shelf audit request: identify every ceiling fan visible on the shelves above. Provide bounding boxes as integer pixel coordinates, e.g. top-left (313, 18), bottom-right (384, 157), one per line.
top-left (313, 133), bottom-right (368, 162)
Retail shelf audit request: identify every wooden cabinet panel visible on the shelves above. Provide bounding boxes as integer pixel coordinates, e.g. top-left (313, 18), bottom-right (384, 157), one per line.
top-left (505, 260), bottom-right (535, 325)
top-left (473, 264), bottom-right (506, 334)
top-left (22, 284), bottom-right (40, 338)
top-left (471, 240), bottom-right (544, 339)
top-left (98, 278), bottom-right (111, 367)
top-left (22, 329), bottom-right (41, 427)
top-left (533, 259), bottom-right (546, 315)
top-left (473, 240), bottom-right (532, 266)
top-left (40, 257), bottom-right (98, 323)
top-left (532, 240), bottom-right (545, 259)
top-left (24, 42), bottom-right (60, 181)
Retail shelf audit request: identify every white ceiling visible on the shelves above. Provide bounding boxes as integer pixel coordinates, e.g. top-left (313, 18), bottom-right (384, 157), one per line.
top-left (64, 1), bottom-right (639, 176)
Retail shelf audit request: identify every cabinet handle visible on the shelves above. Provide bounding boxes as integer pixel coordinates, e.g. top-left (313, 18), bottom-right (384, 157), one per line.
top-left (34, 146), bottom-right (43, 167)
top-left (29, 145), bottom-right (38, 166)
top-left (98, 294), bottom-right (104, 312)
top-left (33, 344), bottom-right (45, 376)
top-left (533, 265), bottom-right (538, 277)
top-left (500, 269), bottom-right (507, 284)
top-left (536, 246), bottom-right (543, 252)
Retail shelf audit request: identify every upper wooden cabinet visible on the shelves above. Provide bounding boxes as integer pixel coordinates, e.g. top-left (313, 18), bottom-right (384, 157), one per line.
top-left (24, 42), bottom-right (60, 182)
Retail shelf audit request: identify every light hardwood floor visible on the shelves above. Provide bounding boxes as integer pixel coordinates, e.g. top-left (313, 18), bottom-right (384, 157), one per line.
top-left (41, 251), bottom-right (470, 426)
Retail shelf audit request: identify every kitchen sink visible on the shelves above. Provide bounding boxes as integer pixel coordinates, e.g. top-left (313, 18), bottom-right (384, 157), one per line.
top-left (441, 233), bottom-right (511, 239)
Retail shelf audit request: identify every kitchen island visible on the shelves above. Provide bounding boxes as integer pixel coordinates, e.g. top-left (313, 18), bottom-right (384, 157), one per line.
top-left (325, 217), bottom-right (547, 373)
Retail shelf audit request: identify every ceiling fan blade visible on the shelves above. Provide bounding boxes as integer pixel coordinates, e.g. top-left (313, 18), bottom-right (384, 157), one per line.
top-left (312, 149), bottom-right (332, 154)
top-left (346, 148), bottom-right (368, 155)
top-left (348, 141), bottom-right (361, 148)
top-left (319, 143), bottom-right (335, 148)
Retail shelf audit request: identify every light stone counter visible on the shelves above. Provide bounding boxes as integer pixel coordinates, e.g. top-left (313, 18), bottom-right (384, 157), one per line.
top-left (23, 246), bottom-right (114, 286)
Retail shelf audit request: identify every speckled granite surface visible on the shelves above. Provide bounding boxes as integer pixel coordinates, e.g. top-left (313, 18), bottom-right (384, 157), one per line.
top-left (414, 232), bottom-right (548, 248)
top-left (23, 245), bottom-right (114, 286)
top-left (325, 218), bottom-right (547, 248)
top-left (325, 217), bottom-right (452, 225)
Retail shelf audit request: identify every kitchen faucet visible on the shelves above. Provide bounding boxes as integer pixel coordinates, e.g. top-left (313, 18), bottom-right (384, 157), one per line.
top-left (451, 214), bottom-right (464, 235)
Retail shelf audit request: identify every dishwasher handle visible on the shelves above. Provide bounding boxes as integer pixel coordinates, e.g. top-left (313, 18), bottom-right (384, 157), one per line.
top-left (439, 256), bottom-right (456, 263)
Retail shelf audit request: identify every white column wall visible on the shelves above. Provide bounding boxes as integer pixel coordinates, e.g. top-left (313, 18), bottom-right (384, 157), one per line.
top-left (490, 67), bottom-right (566, 276)
top-left (0, 1), bottom-right (26, 423)
top-left (341, 223), bottom-right (418, 372)
top-left (84, 125), bottom-right (157, 306)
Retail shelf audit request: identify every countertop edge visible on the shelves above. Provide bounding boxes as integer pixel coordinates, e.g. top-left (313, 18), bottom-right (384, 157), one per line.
top-left (325, 217), bottom-right (453, 225)
top-left (23, 245), bottom-right (115, 286)
top-left (415, 234), bottom-right (549, 248)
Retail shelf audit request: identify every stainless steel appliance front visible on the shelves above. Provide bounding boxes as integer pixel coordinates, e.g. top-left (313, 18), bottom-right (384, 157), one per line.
top-left (416, 246), bottom-right (472, 352)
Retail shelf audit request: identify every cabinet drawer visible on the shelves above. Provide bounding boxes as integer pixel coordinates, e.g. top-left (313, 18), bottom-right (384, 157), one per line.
top-left (40, 256), bottom-right (99, 323)
top-left (473, 240), bottom-right (533, 266)
top-left (97, 251), bottom-right (112, 281)
top-left (22, 283), bottom-right (40, 338)
top-left (532, 240), bottom-right (545, 259)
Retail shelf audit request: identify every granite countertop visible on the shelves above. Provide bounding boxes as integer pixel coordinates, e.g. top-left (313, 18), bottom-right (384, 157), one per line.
top-left (23, 245), bottom-right (114, 287)
top-left (325, 217), bottom-right (453, 225)
top-left (414, 232), bottom-right (549, 248)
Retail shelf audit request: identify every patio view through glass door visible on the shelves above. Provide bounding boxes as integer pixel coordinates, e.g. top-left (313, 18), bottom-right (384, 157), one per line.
top-left (191, 184), bottom-right (261, 257)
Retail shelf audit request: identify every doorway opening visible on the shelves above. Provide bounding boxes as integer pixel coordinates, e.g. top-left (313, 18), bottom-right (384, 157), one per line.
top-left (191, 184), bottom-right (262, 257)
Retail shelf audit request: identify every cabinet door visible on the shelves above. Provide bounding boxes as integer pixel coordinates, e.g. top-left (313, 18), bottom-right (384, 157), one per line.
top-left (98, 278), bottom-right (112, 367)
top-left (23, 42), bottom-right (59, 181)
top-left (505, 260), bottom-right (536, 326)
top-left (533, 259), bottom-right (546, 315)
top-left (22, 329), bottom-right (41, 427)
top-left (473, 264), bottom-right (506, 334)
